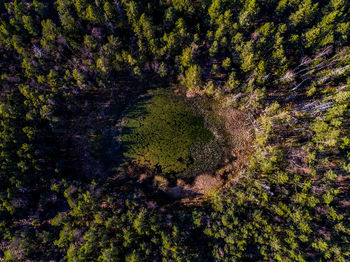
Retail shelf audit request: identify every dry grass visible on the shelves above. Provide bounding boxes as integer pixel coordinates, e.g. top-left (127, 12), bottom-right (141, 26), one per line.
top-left (217, 106), bottom-right (253, 177)
top-left (180, 103), bottom-right (253, 205)
top-left (219, 106), bottom-right (252, 151)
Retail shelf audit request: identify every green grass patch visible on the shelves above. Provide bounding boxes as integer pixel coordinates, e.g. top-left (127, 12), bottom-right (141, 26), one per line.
top-left (121, 89), bottom-right (218, 178)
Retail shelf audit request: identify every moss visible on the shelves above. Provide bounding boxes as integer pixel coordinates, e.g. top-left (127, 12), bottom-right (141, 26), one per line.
top-left (121, 89), bottom-right (215, 177)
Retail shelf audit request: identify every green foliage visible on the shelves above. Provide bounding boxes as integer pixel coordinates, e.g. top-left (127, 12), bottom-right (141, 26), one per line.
top-left (289, 0), bottom-right (319, 27)
top-left (181, 64), bottom-right (202, 90)
top-left (222, 57), bottom-right (231, 70)
top-left (41, 19), bottom-right (57, 47)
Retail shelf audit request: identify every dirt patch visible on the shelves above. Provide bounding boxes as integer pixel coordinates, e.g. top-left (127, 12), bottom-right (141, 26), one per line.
top-left (164, 174), bottom-right (222, 200)
top-left (187, 174), bottom-right (222, 194)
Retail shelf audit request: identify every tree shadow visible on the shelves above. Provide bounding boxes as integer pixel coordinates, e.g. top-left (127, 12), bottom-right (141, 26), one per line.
top-left (100, 90), bottom-right (152, 177)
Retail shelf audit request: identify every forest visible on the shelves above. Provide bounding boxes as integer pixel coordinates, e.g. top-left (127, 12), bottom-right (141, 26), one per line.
top-left (0, 0), bottom-right (349, 261)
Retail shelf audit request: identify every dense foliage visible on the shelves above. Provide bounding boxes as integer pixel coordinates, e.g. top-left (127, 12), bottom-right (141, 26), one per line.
top-left (0, 0), bottom-right (349, 261)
